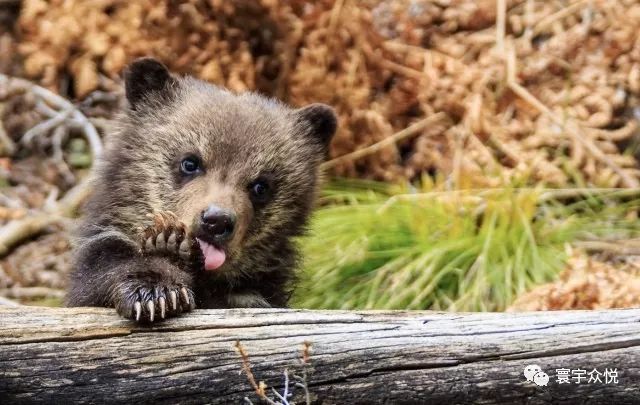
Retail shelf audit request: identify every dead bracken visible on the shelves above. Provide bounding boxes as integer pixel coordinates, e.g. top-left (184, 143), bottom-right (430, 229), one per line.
top-left (15, 0), bottom-right (640, 185)
top-left (509, 253), bottom-right (640, 311)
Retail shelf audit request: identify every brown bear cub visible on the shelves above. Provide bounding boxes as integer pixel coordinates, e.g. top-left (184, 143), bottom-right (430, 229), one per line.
top-left (66, 58), bottom-right (337, 322)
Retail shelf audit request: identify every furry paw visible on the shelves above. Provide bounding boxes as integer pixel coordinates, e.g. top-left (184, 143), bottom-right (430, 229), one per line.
top-left (116, 281), bottom-right (196, 323)
top-left (139, 211), bottom-right (198, 264)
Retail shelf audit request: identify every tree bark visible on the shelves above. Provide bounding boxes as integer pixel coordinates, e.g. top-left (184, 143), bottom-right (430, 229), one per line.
top-left (1, 306), bottom-right (639, 404)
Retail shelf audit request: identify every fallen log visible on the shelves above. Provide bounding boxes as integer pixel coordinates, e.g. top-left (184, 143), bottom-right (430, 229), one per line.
top-left (1, 306), bottom-right (639, 404)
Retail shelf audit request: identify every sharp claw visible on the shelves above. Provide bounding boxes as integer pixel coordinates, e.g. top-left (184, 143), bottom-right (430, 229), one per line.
top-left (169, 290), bottom-right (177, 311)
top-left (145, 236), bottom-right (155, 252)
top-left (154, 212), bottom-right (164, 228)
top-left (160, 212), bottom-right (171, 228)
top-left (134, 301), bottom-right (142, 321)
top-left (179, 239), bottom-right (191, 261)
top-left (147, 300), bottom-right (155, 322)
top-left (167, 232), bottom-right (177, 252)
top-left (156, 232), bottom-right (166, 251)
top-left (159, 297), bottom-right (166, 319)
top-left (180, 287), bottom-right (190, 307)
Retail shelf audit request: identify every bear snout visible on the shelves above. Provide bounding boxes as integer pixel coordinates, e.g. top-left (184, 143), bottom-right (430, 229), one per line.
top-left (197, 204), bottom-right (236, 245)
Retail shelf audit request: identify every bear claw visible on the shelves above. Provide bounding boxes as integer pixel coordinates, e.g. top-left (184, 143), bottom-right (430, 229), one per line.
top-left (140, 211), bottom-right (198, 265)
top-left (119, 283), bottom-right (195, 323)
top-left (168, 290), bottom-right (178, 311)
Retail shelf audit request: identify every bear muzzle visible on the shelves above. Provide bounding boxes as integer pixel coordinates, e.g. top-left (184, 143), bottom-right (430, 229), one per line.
top-left (194, 204), bottom-right (236, 271)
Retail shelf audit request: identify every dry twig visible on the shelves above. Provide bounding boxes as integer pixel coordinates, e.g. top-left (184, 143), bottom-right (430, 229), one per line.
top-left (236, 340), bottom-right (313, 405)
top-left (0, 74), bottom-right (101, 257)
top-left (321, 112), bottom-right (448, 170)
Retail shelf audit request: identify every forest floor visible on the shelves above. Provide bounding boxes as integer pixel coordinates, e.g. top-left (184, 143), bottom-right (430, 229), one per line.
top-left (0, 2), bottom-right (640, 310)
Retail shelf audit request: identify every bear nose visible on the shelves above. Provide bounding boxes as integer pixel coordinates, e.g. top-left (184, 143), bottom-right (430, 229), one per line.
top-left (201, 205), bottom-right (236, 242)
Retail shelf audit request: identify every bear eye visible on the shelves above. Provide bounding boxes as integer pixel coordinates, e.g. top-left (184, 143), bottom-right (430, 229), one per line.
top-left (249, 177), bottom-right (272, 204)
top-left (180, 155), bottom-right (201, 175)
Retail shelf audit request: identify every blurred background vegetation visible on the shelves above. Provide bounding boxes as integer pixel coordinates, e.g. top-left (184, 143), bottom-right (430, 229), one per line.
top-left (1, 0), bottom-right (640, 311)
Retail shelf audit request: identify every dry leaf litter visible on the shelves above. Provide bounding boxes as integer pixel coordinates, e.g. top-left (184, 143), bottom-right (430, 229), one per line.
top-left (16, 0), bottom-right (640, 185)
top-left (3, 0), bottom-right (640, 306)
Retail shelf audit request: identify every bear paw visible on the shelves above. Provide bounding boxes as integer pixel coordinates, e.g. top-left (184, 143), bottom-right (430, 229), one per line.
top-left (139, 211), bottom-right (198, 264)
top-left (116, 281), bottom-right (195, 323)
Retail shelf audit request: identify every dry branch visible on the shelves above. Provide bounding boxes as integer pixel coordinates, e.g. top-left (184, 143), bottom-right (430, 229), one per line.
top-left (321, 112), bottom-right (448, 170)
top-left (0, 74), bottom-right (101, 257)
top-left (1, 307), bottom-right (639, 404)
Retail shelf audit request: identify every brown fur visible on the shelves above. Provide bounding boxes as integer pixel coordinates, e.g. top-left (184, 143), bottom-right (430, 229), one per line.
top-left (66, 58), bottom-right (336, 321)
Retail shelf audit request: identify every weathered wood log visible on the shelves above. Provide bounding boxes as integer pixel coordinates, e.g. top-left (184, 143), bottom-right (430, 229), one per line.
top-left (1, 306), bottom-right (639, 404)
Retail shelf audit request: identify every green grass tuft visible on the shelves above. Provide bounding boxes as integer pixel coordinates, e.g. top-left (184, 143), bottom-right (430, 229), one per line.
top-left (293, 180), bottom-right (640, 311)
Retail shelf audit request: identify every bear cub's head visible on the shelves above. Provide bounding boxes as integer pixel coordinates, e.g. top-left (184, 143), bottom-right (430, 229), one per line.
top-left (115, 58), bottom-right (336, 275)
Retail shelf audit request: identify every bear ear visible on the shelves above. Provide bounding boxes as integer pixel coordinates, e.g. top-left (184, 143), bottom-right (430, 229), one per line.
top-left (294, 103), bottom-right (337, 149)
top-left (124, 58), bottom-right (175, 110)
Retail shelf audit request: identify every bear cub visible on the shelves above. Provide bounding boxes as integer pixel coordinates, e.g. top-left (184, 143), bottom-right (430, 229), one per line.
top-left (66, 58), bottom-right (337, 322)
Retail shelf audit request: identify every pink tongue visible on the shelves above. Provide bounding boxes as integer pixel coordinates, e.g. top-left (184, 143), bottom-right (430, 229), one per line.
top-left (197, 239), bottom-right (226, 271)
